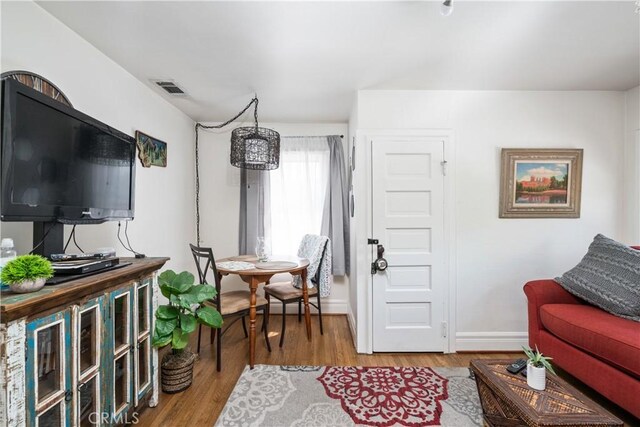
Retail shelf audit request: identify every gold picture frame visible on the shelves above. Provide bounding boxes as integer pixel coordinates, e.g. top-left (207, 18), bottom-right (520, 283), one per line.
top-left (499, 148), bottom-right (583, 218)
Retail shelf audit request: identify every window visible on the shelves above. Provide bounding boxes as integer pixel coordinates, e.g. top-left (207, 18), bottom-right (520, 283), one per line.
top-left (269, 137), bottom-right (330, 256)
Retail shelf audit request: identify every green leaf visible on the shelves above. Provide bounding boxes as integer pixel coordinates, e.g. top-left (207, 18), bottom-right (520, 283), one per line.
top-left (155, 318), bottom-right (178, 337)
top-left (177, 271), bottom-right (195, 285)
top-left (167, 280), bottom-right (191, 295)
top-left (178, 292), bottom-right (200, 306)
top-left (179, 313), bottom-right (197, 333)
top-left (172, 328), bottom-right (190, 350)
top-left (176, 294), bottom-right (196, 310)
top-left (522, 345), bottom-right (535, 361)
top-left (189, 284), bottom-right (217, 302)
top-left (542, 359), bottom-right (557, 375)
top-left (159, 270), bottom-right (195, 295)
top-left (156, 305), bottom-right (179, 320)
top-left (196, 306), bottom-right (223, 328)
top-left (152, 333), bottom-right (172, 348)
top-left (174, 272), bottom-right (195, 293)
top-left (158, 270), bottom-right (177, 287)
top-left (160, 284), bottom-right (173, 299)
top-left (522, 345), bottom-right (556, 375)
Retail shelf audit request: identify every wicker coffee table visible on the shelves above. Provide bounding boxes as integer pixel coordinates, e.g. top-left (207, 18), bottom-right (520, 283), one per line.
top-left (470, 359), bottom-right (623, 427)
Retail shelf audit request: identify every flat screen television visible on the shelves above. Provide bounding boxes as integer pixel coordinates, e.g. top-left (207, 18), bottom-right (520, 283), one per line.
top-left (1, 78), bottom-right (136, 224)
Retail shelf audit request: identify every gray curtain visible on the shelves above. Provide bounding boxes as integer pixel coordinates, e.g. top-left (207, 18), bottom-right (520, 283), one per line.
top-left (239, 169), bottom-right (270, 255)
top-left (321, 135), bottom-right (350, 275)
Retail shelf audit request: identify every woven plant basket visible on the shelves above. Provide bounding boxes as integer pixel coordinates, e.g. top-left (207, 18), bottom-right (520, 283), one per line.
top-left (161, 348), bottom-right (197, 393)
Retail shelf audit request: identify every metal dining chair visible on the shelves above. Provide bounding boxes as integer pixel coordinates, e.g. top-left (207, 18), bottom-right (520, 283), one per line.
top-left (189, 244), bottom-right (271, 371)
top-left (263, 235), bottom-right (328, 347)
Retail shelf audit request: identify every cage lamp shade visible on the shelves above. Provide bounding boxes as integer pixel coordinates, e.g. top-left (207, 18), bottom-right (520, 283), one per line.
top-left (230, 126), bottom-right (280, 170)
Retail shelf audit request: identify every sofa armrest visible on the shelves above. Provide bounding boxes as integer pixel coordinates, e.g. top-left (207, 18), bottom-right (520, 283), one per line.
top-left (523, 279), bottom-right (582, 348)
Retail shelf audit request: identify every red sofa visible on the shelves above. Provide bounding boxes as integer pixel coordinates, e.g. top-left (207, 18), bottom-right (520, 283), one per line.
top-left (524, 279), bottom-right (640, 419)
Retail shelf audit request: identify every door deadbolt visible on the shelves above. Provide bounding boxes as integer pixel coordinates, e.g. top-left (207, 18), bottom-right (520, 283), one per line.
top-left (371, 244), bottom-right (388, 274)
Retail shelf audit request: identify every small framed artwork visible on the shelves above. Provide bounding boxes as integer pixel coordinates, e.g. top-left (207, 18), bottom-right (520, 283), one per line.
top-left (135, 130), bottom-right (167, 168)
top-left (499, 148), bottom-right (583, 218)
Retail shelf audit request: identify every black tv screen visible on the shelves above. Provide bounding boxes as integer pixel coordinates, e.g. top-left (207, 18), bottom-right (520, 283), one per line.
top-left (1, 79), bottom-right (135, 223)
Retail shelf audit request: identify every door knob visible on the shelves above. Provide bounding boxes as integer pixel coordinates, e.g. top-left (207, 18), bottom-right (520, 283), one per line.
top-left (371, 244), bottom-right (388, 274)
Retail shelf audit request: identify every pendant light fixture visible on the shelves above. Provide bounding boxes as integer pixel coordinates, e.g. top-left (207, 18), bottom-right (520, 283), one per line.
top-left (194, 95), bottom-right (279, 244)
top-left (230, 98), bottom-right (280, 170)
top-left (196, 95), bottom-right (280, 170)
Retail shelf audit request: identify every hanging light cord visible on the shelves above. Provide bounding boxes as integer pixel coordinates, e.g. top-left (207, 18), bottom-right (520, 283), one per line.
top-left (196, 97), bottom-right (258, 132)
top-left (194, 96), bottom-right (259, 245)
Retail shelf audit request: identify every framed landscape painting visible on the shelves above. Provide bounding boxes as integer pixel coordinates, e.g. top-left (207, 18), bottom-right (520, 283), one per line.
top-left (135, 130), bottom-right (167, 168)
top-left (499, 148), bottom-right (583, 218)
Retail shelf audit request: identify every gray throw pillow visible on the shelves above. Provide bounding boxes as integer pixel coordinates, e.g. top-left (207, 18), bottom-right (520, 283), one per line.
top-left (555, 234), bottom-right (640, 322)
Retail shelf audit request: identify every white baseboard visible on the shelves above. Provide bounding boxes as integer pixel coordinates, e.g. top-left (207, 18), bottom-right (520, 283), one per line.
top-left (267, 299), bottom-right (347, 315)
top-left (455, 332), bottom-right (528, 352)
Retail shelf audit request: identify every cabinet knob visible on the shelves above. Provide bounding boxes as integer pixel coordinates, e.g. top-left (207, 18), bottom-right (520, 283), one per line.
top-left (65, 390), bottom-right (73, 402)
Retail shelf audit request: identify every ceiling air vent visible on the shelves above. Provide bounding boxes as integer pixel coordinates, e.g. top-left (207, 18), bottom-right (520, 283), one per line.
top-left (151, 80), bottom-right (187, 96)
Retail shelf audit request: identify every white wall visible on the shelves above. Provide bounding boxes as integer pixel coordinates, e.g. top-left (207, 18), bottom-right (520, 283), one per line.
top-left (0, 2), bottom-right (196, 275)
top-left (197, 122), bottom-right (350, 313)
top-left (352, 90), bottom-right (626, 351)
top-left (624, 86), bottom-right (639, 243)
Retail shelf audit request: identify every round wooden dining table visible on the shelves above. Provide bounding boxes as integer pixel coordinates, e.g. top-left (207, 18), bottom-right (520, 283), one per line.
top-left (215, 255), bottom-right (311, 369)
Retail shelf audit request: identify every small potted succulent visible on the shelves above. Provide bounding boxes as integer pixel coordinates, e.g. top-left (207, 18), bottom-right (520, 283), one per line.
top-left (1, 254), bottom-right (53, 293)
top-left (152, 270), bottom-right (222, 393)
top-left (523, 345), bottom-right (556, 391)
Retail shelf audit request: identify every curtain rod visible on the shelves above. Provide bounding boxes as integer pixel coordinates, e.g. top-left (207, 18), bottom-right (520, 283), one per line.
top-left (282, 135), bottom-right (343, 139)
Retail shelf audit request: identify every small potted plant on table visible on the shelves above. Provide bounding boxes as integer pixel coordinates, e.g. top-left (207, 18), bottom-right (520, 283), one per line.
top-left (152, 270), bottom-right (222, 393)
top-left (1, 254), bottom-right (53, 293)
top-left (523, 345), bottom-right (556, 391)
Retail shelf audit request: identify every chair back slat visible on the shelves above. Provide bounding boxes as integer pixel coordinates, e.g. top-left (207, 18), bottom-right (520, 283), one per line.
top-left (189, 244), bottom-right (221, 311)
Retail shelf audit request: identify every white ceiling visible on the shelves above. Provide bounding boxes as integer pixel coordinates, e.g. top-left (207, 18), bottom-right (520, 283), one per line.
top-left (38, 1), bottom-right (639, 122)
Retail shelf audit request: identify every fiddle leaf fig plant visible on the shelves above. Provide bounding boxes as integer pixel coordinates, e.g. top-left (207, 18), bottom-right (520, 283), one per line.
top-left (523, 345), bottom-right (556, 375)
top-left (152, 270), bottom-right (222, 351)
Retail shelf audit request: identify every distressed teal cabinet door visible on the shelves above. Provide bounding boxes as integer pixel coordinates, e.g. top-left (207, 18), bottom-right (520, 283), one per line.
top-left (134, 278), bottom-right (153, 403)
top-left (107, 286), bottom-right (135, 423)
top-left (75, 295), bottom-right (106, 426)
top-left (26, 310), bottom-right (73, 426)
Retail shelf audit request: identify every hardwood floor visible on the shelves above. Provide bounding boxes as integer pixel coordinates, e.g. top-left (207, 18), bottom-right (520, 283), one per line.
top-left (137, 314), bottom-right (636, 426)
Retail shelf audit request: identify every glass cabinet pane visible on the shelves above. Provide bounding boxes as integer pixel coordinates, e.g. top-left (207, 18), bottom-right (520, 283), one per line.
top-left (114, 355), bottom-right (129, 413)
top-left (137, 284), bottom-right (149, 335)
top-left (137, 338), bottom-right (150, 391)
top-left (79, 307), bottom-right (98, 375)
top-left (36, 323), bottom-right (62, 403)
top-left (113, 294), bottom-right (129, 350)
top-left (37, 401), bottom-right (62, 427)
top-left (79, 376), bottom-right (98, 427)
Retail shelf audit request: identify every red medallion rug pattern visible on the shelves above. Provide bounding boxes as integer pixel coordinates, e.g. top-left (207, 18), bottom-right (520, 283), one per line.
top-left (216, 365), bottom-right (482, 426)
top-left (318, 366), bottom-right (449, 426)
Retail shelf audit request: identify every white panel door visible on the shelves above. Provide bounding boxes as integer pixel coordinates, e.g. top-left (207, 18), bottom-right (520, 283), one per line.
top-left (371, 138), bottom-right (446, 352)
